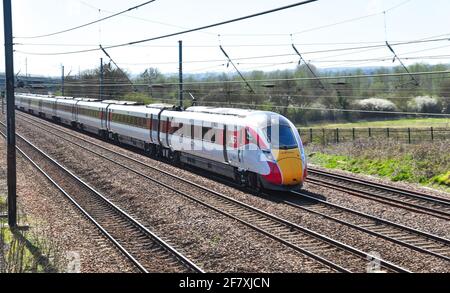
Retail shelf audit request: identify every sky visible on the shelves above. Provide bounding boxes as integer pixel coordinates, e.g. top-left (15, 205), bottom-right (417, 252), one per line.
top-left (0, 0), bottom-right (449, 77)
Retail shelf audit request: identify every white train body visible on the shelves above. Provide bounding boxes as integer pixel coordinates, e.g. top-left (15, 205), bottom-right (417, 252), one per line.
top-left (15, 93), bottom-right (307, 190)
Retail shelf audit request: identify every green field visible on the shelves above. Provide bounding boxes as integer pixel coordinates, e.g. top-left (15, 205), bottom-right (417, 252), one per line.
top-left (302, 118), bottom-right (450, 129)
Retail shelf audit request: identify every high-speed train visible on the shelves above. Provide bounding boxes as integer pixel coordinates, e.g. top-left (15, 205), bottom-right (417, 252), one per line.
top-left (15, 93), bottom-right (307, 191)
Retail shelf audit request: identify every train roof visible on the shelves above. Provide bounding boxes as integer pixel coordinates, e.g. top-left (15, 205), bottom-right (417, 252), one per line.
top-left (146, 103), bottom-right (178, 110)
top-left (75, 97), bottom-right (101, 102)
top-left (54, 96), bottom-right (75, 100)
top-left (185, 106), bottom-right (263, 118)
top-left (15, 94), bottom-right (285, 127)
top-left (101, 100), bottom-right (144, 105)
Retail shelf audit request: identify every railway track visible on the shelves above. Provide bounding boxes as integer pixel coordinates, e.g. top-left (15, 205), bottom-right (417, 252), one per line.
top-left (184, 170), bottom-right (450, 264)
top-left (17, 112), bottom-right (450, 265)
top-left (0, 122), bottom-right (203, 273)
top-left (307, 168), bottom-right (450, 220)
top-left (286, 191), bottom-right (450, 262)
top-left (14, 112), bottom-right (412, 273)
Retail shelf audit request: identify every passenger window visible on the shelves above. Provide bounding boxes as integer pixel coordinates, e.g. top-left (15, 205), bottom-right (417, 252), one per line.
top-left (202, 127), bottom-right (211, 141)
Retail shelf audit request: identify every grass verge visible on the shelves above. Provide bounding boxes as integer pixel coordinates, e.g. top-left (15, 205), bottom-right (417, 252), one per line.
top-left (0, 195), bottom-right (66, 273)
top-left (306, 139), bottom-right (450, 192)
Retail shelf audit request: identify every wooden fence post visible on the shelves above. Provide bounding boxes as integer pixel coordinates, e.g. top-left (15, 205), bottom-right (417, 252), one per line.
top-left (352, 128), bottom-right (355, 141)
top-left (336, 128), bottom-right (339, 143)
top-left (408, 128), bottom-right (411, 144)
top-left (387, 127), bottom-right (390, 138)
top-left (309, 128), bottom-right (313, 144)
top-left (431, 127), bottom-right (434, 141)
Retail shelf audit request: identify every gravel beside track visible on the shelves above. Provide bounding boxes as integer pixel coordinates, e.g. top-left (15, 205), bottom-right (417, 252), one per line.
top-left (309, 164), bottom-right (450, 201)
top-left (14, 112), bottom-right (450, 272)
top-left (289, 189), bottom-right (450, 262)
top-left (4, 128), bottom-right (204, 273)
top-left (0, 133), bottom-right (137, 273)
top-left (306, 169), bottom-right (450, 220)
top-left (304, 182), bottom-right (450, 240)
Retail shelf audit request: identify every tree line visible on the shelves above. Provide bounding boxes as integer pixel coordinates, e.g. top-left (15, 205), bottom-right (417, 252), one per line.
top-left (60, 62), bottom-right (450, 125)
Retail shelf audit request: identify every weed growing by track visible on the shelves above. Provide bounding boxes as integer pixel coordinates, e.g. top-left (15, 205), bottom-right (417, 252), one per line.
top-left (0, 196), bottom-right (67, 273)
top-left (306, 139), bottom-right (450, 191)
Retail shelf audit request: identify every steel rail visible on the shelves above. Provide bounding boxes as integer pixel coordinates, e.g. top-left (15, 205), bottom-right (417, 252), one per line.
top-left (0, 122), bottom-right (203, 273)
top-left (287, 191), bottom-right (450, 262)
top-left (18, 112), bottom-right (450, 264)
top-left (309, 168), bottom-right (450, 205)
top-left (14, 112), bottom-right (411, 273)
top-left (307, 169), bottom-right (450, 220)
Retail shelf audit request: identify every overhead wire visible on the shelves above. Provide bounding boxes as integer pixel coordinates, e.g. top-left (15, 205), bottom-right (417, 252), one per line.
top-left (37, 86), bottom-right (450, 101)
top-left (199, 101), bottom-right (450, 117)
top-left (383, 2), bottom-right (420, 87)
top-left (76, 0), bottom-right (217, 36)
top-left (291, 40), bottom-right (326, 89)
top-left (99, 45), bottom-right (137, 91)
top-left (13, 0), bottom-right (450, 96)
top-left (14, 0), bottom-right (157, 39)
top-left (15, 36), bottom-right (450, 58)
top-left (219, 45), bottom-right (256, 93)
top-left (33, 69), bottom-right (450, 87)
top-left (220, 0), bottom-right (414, 37)
top-left (47, 74), bottom-right (450, 91)
top-left (13, 0), bottom-right (320, 55)
top-left (17, 37), bottom-right (450, 48)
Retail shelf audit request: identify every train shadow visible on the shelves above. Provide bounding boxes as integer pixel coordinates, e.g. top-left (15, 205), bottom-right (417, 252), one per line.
top-left (264, 189), bottom-right (328, 207)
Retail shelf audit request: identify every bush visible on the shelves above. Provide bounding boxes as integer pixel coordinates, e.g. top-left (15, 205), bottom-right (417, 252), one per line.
top-left (353, 98), bottom-right (398, 119)
top-left (407, 96), bottom-right (442, 113)
top-left (121, 92), bottom-right (154, 104)
top-left (355, 98), bottom-right (398, 112)
top-left (440, 97), bottom-right (450, 114)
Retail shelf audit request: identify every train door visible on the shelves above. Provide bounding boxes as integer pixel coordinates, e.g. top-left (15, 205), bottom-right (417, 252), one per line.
top-left (231, 125), bottom-right (239, 165)
top-left (72, 101), bottom-right (79, 122)
top-left (53, 100), bottom-right (57, 117)
top-left (165, 117), bottom-right (171, 148)
top-left (224, 124), bottom-right (239, 166)
top-left (101, 107), bottom-right (107, 129)
top-left (108, 107), bottom-right (113, 130)
top-left (149, 114), bottom-right (154, 144)
top-left (238, 126), bottom-right (246, 164)
top-left (222, 124), bottom-right (229, 163)
top-left (190, 119), bottom-right (195, 152)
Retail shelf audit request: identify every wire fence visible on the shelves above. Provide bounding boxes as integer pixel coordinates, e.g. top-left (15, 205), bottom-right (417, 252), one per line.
top-left (299, 126), bottom-right (450, 145)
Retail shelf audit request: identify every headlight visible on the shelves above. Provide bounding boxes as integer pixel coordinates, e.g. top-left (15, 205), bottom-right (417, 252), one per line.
top-left (262, 149), bottom-right (275, 161)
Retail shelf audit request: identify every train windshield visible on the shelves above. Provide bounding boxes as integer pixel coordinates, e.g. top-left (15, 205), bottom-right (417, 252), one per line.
top-left (263, 124), bottom-right (298, 150)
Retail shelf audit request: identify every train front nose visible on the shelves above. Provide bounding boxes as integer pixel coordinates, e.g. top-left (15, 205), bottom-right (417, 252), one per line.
top-left (273, 149), bottom-right (303, 185)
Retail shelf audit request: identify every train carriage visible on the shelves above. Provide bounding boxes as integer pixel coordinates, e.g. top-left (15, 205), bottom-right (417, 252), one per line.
top-left (106, 101), bottom-right (153, 149)
top-left (75, 99), bottom-right (106, 134)
top-left (39, 96), bottom-right (57, 118)
top-left (15, 94), bottom-right (26, 110)
top-left (14, 93), bottom-right (307, 191)
top-left (55, 97), bottom-right (78, 125)
top-left (16, 94), bottom-right (44, 115)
